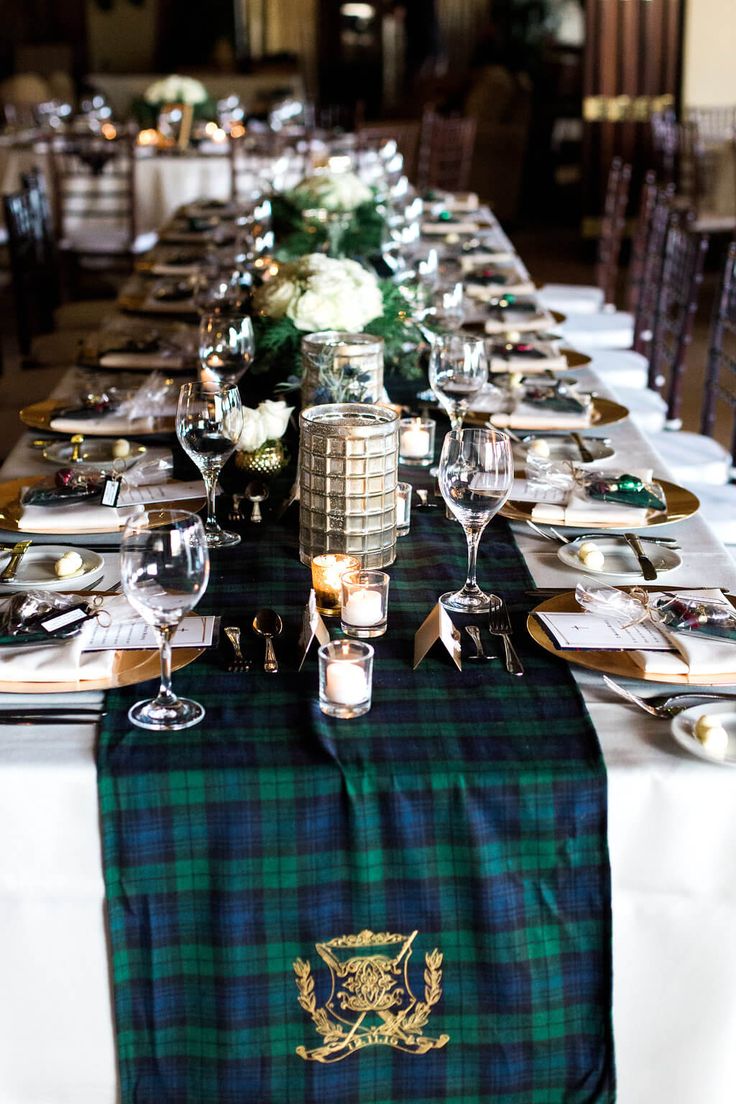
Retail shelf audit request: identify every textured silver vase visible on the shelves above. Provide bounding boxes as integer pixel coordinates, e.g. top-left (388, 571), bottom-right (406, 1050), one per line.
top-left (301, 332), bottom-right (384, 408)
top-left (299, 403), bottom-right (399, 569)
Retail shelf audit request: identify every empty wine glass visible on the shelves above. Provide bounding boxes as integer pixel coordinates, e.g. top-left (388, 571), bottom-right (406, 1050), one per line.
top-left (121, 509), bottom-right (210, 730)
top-left (176, 382), bottom-right (243, 548)
top-left (431, 281), bottom-right (465, 331)
top-left (199, 312), bottom-right (255, 387)
top-left (428, 334), bottom-right (489, 433)
top-left (438, 427), bottom-right (513, 612)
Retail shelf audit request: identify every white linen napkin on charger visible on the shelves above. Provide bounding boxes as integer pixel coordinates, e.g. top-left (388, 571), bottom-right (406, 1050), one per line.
top-left (490, 401), bottom-right (592, 430)
top-left (484, 311), bottom-right (555, 335)
top-left (629, 591), bottom-right (736, 677)
top-left (99, 350), bottom-right (186, 369)
top-left (0, 623), bottom-right (115, 682)
top-left (467, 278), bottom-right (537, 301)
top-left (489, 343), bottom-right (567, 373)
top-left (17, 499), bottom-right (143, 533)
top-left (529, 468), bottom-right (657, 527)
top-left (422, 219), bottom-right (481, 235)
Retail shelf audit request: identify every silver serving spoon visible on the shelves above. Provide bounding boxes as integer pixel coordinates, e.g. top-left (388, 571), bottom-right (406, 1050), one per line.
top-left (253, 608), bottom-right (282, 674)
top-left (603, 676), bottom-right (736, 718)
top-left (246, 480), bottom-right (269, 524)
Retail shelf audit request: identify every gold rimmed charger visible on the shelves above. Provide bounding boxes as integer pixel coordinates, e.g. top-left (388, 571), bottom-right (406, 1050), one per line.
top-left (0, 477), bottom-right (205, 536)
top-left (0, 646), bottom-right (204, 694)
top-left (501, 478), bottom-right (699, 529)
top-left (20, 400), bottom-right (175, 437)
top-left (466, 396), bottom-right (629, 430)
top-left (527, 590), bottom-right (736, 686)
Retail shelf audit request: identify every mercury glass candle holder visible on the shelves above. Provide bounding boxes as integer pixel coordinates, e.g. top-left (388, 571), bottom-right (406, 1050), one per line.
top-left (311, 553), bottom-right (360, 617)
top-left (299, 403), bottom-right (399, 570)
top-left (341, 569), bottom-right (389, 638)
top-left (319, 639), bottom-right (374, 719)
top-left (301, 332), bottom-right (384, 408)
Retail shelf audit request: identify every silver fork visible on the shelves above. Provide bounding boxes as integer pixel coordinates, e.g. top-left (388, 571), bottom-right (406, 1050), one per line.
top-left (488, 599), bottom-right (524, 675)
top-left (602, 675), bottom-right (736, 717)
top-left (224, 626), bottom-right (250, 672)
top-left (524, 520), bottom-right (680, 549)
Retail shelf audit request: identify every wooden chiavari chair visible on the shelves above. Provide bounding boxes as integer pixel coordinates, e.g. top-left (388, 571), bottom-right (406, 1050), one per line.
top-left (632, 185), bottom-right (675, 357)
top-left (416, 110), bottom-right (476, 193)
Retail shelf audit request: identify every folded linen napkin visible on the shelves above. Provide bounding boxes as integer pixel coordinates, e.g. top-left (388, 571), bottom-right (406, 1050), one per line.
top-left (529, 467), bottom-right (655, 526)
top-left (99, 351), bottom-right (186, 369)
top-left (50, 412), bottom-right (154, 433)
top-left (484, 311), bottom-right (556, 335)
top-left (630, 591), bottom-right (736, 676)
top-left (489, 401), bottom-right (592, 429)
top-left (489, 342), bottom-right (567, 373)
top-left (422, 220), bottom-right (481, 235)
top-left (18, 499), bottom-right (143, 533)
top-left (149, 262), bottom-right (201, 277)
top-left (442, 192), bottom-right (479, 212)
top-left (0, 624), bottom-right (116, 682)
top-left (467, 279), bottom-right (537, 301)
top-left (460, 252), bottom-right (515, 271)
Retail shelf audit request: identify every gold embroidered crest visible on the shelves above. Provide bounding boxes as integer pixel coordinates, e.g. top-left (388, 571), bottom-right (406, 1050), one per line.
top-left (294, 929), bottom-right (450, 1063)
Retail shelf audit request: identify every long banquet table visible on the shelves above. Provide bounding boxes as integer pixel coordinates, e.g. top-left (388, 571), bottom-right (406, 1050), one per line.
top-left (2, 210), bottom-right (736, 1103)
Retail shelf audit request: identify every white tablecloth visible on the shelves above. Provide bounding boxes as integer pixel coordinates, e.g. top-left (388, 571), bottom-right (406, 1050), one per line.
top-left (2, 221), bottom-right (736, 1101)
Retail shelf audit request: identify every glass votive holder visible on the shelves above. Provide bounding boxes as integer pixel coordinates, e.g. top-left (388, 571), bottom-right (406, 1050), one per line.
top-left (319, 640), bottom-right (374, 719)
top-left (396, 482), bottom-right (412, 536)
top-left (311, 554), bottom-right (360, 617)
top-left (399, 417), bottom-right (435, 467)
top-left (341, 569), bottom-right (389, 638)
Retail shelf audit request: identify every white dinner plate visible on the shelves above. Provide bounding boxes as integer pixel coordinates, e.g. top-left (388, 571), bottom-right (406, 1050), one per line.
top-left (0, 544), bottom-right (104, 590)
top-left (518, 435), bottom-right (615, 465)
top-left (671, 702), bottom-right (736, 767)
top-left (557, 536), bottom-right (682, 579)
top-left (43, 439), bottom-right (147, 473)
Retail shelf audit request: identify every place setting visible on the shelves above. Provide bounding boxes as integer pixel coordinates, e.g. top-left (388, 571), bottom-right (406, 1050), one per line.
top-left (20, 373), bottom-right (180, 437)
top-left (77, 317), bottom-right (198, 372)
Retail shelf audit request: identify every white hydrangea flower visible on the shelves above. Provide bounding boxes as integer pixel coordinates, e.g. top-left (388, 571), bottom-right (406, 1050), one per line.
top-left (254, 254), bottom-right (383, 333)
top-left (292, 170), bottom-right (373, 213)
top-left (144, 74), bottom-right (208, 106)
top-left (257, 400), bottom-right (293, 440)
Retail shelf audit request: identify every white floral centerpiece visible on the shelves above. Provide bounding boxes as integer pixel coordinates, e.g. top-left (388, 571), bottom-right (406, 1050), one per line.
top-left (235, 399), bottom-right (293, 474)
top-left (254, 254), bottom-right (384, 333)
top-left (290, 170), bottom-right (373, 213)
top-left (132, 75), bottom-right (215, 128)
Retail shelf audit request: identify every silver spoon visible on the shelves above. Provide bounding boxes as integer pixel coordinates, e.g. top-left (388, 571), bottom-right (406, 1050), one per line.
top-left (253, 608), bottom-right (282, 674)
top-left (603, 675), bottom-right (736, 718)
top-left (246, 480), bottom-right (269, 524)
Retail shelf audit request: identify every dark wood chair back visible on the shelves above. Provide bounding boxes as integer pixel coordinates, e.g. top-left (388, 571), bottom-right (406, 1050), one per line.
top-left (632, 184), bottom-right (674, 357)
top-left (648, 211), bottom-right (709, 419)
top-left (357, 121), bottom-right (421, 182)
top-left (48, 132), bottom-right (137, 252)
top-left (595, 157), bottom-right (631, 307)
top-left (687, 106), bottom-right (736, 144)
top-left (701, 241), bottom-right (736, 465)
top-left (3, 189), bottom-right (56, 354)
top-left (627, 171), bottom-right (659, 316)
top-left (417, 110), bottom-right (476, 193)
top-left (651, 109), bottom-right (679, 186)
top-left (21, 166), bottom-right (57, 270)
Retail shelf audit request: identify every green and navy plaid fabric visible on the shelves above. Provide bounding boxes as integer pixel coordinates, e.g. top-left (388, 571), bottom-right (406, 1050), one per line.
top-left (98, 511), bottom-right (614, 1103)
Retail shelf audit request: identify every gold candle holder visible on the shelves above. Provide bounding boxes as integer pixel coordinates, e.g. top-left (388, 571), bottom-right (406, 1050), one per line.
top-left (311, 554), bottom-right (360, 617)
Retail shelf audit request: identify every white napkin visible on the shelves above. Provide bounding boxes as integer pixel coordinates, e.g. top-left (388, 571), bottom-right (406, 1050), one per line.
top-left (18, 499), bottom-right (143, 533)
top-left (631, 591), bottom-right (736, 676)
top-left (467, 279), bottom-right (537, 301)
top-left (443, 192), bottom-right (479, 212)
top-left (149, 263), bottom-right (201, 277)
top-left (49, 400), bottom-right (177, 434)
top-left (484, 312), bottom-right (555, 335)
top-left (422, 220), bottom-right (481, 235)
top-left (530, 468), bottom-right (655, 526)
top-left (489, 343), bottom-right (567, 373)
top-left (99, 351), bottom-right (185, 369)
top-left (490, 400), bottom-right (591, 430)
top-left (460, 252), bottom-right (514, 271)
top-left (0, 624), bottom-right (115, 683)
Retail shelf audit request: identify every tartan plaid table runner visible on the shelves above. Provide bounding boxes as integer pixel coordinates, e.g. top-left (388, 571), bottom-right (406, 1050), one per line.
top-left (97, 510), bottom-right (614, 1103)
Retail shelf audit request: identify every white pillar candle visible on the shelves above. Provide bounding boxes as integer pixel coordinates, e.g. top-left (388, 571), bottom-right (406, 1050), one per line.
top-left (325, 661), bottom-right (368, 705)
top-left (401, 424), bottom-right (431, 459)
top-left (342, 589), bottom-right (383, 627)
top-left (396, 496), bottom-right (407, 527)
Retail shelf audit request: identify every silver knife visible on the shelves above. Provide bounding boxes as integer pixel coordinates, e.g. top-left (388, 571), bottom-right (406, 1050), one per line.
top-left (0, 540), bottom-right (32, 583)
top-left (624, 532), bottom-right (658, 581)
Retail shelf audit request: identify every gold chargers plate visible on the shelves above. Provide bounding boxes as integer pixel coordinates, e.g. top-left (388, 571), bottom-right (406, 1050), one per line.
top-left (20, 400), bottom-right (175, 437)
top-left (466, 396), bottom-right (629, 430)
top-left (0, 477), bottom-right (205, 535)
top-left (501, 478), bottom-right (699, 529)
top-left (527, 591), bottom-right (736, 686)
top-left (0, 646), bottom-right (203, 694)
top-left (562, 348), bottom-right (592, 370)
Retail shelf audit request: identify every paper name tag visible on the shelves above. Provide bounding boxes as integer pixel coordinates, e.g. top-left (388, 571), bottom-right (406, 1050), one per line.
top-left (41, 605), bottom-right (92, 634)
top-left (101, 477), bottom-right (122, 507)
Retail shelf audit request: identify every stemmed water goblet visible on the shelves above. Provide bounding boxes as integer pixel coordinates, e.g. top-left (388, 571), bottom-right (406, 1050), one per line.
top-left (120, 509), bottom-right (210, 730)
top-left (176, 382), bottom-right (244, 548)
top-left (428, 333), bottom-right (489, 433)
top-left (198, 312), bottom-right (255, 387)
top-left (437, 427), bottom-right (514, 613)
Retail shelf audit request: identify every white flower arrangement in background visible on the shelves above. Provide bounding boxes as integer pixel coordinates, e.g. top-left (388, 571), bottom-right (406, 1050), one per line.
top-left (254, 254), bottom-right (383, 333)
top-left (236, 400), bottom-right (293, 454)
top-left (143, 75), bottom-right (209, 107)
top-left (290, 170), bottom-right (373, 213)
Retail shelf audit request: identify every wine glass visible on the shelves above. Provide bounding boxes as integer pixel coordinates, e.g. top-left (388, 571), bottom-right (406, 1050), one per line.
top-left (176, 382), bottom-right (244, 548)
top-left (198, 312), bottom-right (255, 387)
top-left (428, 334), bottom-right (489, 433)
top-left (437, 427), bottom-right (514, 613)
top-left (120, 509), bottom-right (210, 730)
top-left (431, 281), bottom-right (465, 331)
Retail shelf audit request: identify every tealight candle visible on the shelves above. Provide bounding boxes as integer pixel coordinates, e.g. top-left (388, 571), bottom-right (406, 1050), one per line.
top-left (312, 554), bottom-right (360, 617)
top-left (319, 640), bottom-right (374, 718)
top-left (341, 570), bottom-right (389, 638)
top-left (399, 417), bottom-right (435, 467)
